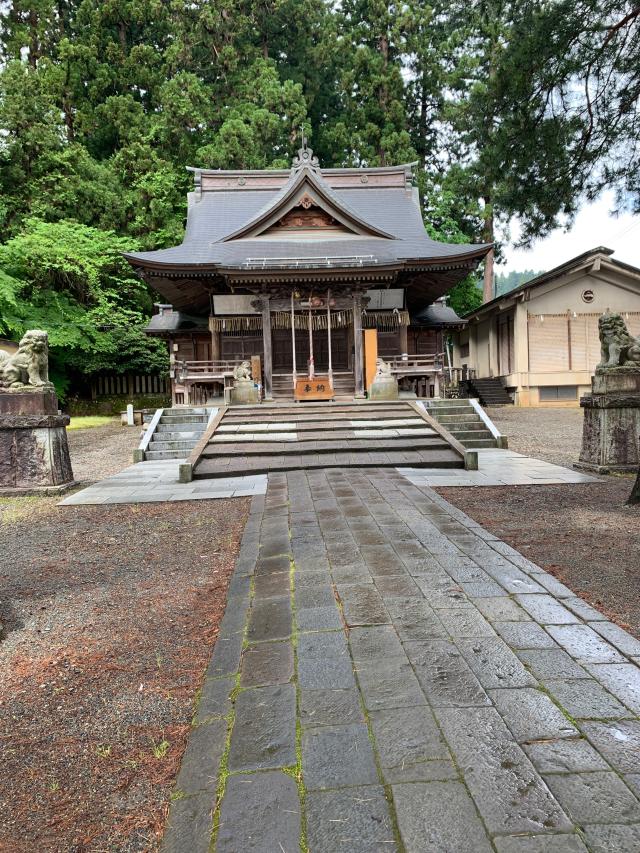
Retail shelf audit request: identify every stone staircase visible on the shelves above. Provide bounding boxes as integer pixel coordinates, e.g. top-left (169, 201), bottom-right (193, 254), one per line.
top-left (192, 401), bottom-right (466, 478)
top-left (143, 408), bottom-right (210, 460)
top-left (465, 377), bottom-right (513, 405)
top-left (424, 399), bottom-right (506, 449)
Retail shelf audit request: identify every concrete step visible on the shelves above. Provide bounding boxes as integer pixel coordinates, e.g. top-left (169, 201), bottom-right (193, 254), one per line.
top-left (150, 439), bottom-right (199, 451)
top-left (194, 447), bottom-right (464, 478)
top-left (160, 415), bottom-right (209, 425)
top-left (425, 402), bottom-right (475, 411)
top-left (150, 430), bottom-right (203, 441)
top-left (437, 421), bottom-right (486, 432)
top-left (435, 414), bottom-right (484, 424)
top-left (457, 438), bottom-right (498, 449)
top-left (145, 449), bottom-right (191, 460)
top-left (447, 428), bottom-right (494, 441)
top-left (156, 421), bottom-right (208, 432)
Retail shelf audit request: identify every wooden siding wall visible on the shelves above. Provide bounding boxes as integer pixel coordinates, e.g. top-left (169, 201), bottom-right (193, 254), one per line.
top-left (528, 312), bottom-right (640, 372)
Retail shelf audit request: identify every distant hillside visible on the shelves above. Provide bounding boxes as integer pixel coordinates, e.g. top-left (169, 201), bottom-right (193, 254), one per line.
top-left (494, 269), bottom-right (543, 296)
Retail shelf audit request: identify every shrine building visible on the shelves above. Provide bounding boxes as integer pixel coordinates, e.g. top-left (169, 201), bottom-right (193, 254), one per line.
top-left (125, 143), bottom-right (491, 404)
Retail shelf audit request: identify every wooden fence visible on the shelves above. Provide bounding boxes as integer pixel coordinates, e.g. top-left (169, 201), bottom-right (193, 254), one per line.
top-left (91, 374), bottom-right (169, 399)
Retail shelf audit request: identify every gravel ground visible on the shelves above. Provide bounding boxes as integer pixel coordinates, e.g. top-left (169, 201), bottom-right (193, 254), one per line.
top-left (440, 405), bottom-right (640, 638)
top-left (68, 420), bottom-right (141, 482)
top-left (0, 496), bottom-right (249, 852)
top-left (485, 404), bottom-right (586, 467)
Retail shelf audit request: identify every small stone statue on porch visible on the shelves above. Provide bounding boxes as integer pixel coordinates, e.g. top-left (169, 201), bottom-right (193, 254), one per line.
top-left (369, 356), bottom-right (399, 401)
top-left (0, 329), bottom-right (74, 492)
top-left (230, 360), bottom-right (259, 405)
top-left (577, 312), bottom-right (640, 473)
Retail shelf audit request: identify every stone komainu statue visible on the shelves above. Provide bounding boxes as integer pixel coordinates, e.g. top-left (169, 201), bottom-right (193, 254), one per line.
top-left (598, 313), bottom-right (640, 369)
top-left (0, 330), bottom-right (52, 389)
top-left (375, 357), bottom-right (392, 376)
top-left (233, 360), bottom-right (252, 382)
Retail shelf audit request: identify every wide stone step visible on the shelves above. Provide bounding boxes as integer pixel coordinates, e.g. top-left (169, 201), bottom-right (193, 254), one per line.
top-left (223, 408), bottom-right (417, 424)
top-left (202, 435), bottom-right (449, 457)
top-left (194, 447), bottom-right (464, 478)
top-left (216, 424), bottom-right (432, 439)
top-left (218, 418), bottom-right (424, 434)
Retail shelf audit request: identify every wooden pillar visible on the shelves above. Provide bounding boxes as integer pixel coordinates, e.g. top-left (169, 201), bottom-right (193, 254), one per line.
top-left (352, 291), bottom-right (364, 397)
top-left (399, 323), bottom-right (408, 356)
top-left (261, 295), bottom-right (273, 400)
top-left (210, 327), bottom-right (220, 362)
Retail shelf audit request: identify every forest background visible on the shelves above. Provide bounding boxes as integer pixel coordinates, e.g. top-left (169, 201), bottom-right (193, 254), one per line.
top-left (0, 0), bottom-right (637, 397)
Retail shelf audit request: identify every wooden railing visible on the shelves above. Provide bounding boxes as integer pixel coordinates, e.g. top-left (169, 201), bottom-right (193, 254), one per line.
top-left (173, 360), bottom-right (244, 381)
top-left (385, 354), bottom-right (443, 375)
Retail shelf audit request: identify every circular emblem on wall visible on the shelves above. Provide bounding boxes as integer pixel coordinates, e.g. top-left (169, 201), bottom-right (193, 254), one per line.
top-left (360, 174), bottom-right (369, 184)
top-left (582, 289), bottom-right (594, 303)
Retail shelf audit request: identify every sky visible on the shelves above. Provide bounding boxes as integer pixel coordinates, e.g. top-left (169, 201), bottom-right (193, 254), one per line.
top-left (497, 190), bottom-right (640, 274)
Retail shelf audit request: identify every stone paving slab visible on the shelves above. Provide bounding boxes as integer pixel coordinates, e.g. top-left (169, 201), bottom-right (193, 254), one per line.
top-left (398, 447), bottom-right (600, 486)
top-left (59, 460), bottom-right (267, 505)
top-left (160, 467), bottom-right (640, 852)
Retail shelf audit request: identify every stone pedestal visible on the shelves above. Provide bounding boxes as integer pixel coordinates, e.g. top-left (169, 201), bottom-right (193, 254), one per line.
top-left (369, 374), bottom-right (399, 401)
top-left (230, 380), bottom-right (259, 406)
top-left (0, 389), bottom-right (74, 492)
top-left (577, 367), bottom-right (640, 473)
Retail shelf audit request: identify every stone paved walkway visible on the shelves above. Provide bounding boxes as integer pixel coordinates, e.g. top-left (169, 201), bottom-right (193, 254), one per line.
top-left (399, 448), bottom-right (599, 487)
top-left (59, 460), bottom-right (267, 505)
top-left (162, 467), bottom-right (640, 853)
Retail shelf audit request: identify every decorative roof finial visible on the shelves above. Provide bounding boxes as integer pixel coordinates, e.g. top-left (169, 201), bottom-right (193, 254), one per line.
top-left (292, 129), bottom-right (319, 171)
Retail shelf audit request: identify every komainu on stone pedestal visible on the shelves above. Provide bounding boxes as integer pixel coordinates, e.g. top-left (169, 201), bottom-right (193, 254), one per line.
top-left (0, 331), bottom-right (74, 492)
top-left (230, 360), bottom-right (259, 405)
top-left (369, 357), bottom-right (399, 401)
top-left (577, 313), bottom-right (640, 473)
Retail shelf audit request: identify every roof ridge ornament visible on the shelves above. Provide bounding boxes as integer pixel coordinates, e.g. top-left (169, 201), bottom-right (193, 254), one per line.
top-left (292, 133), bottom-right (319, 172)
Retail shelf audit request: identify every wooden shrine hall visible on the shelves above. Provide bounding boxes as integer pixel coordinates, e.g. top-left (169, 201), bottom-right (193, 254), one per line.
top-left (125, 143), bottom-right (490, 404)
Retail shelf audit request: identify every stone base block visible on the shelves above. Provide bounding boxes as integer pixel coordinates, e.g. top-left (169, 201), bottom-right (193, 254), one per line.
top-left (231, 382), bottom-right (260, 405)
top-left (0, 387), bottom-right (58, 415)
top-left (0, 413), bottom-right (74, 489)
top-left (579, 381), bottom-right (640, 472)
top-left (369, 376), bottom-right (399, 401)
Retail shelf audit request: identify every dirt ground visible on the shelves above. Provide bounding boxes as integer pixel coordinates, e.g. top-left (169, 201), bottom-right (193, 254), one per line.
top-left (68, 420), bottom-right (141, 482)
top-left (0, 495), bottom-right (249, 852)
top-left (441, 405), bottom-right (640, 638)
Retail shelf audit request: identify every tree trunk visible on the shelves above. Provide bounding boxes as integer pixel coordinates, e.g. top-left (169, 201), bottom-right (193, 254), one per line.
top-left (627, 467), bottom-right (640, 505)
top-left (29, 8), bottom-right (39, 67)
top-left (377, 33), bottom-right (389, 165)
top-left (482, 195), bottom-right (494, 303)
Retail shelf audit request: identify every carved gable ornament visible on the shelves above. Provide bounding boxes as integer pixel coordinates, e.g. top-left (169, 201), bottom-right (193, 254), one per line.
top-left (221, 154), bottom-right (395, 242)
